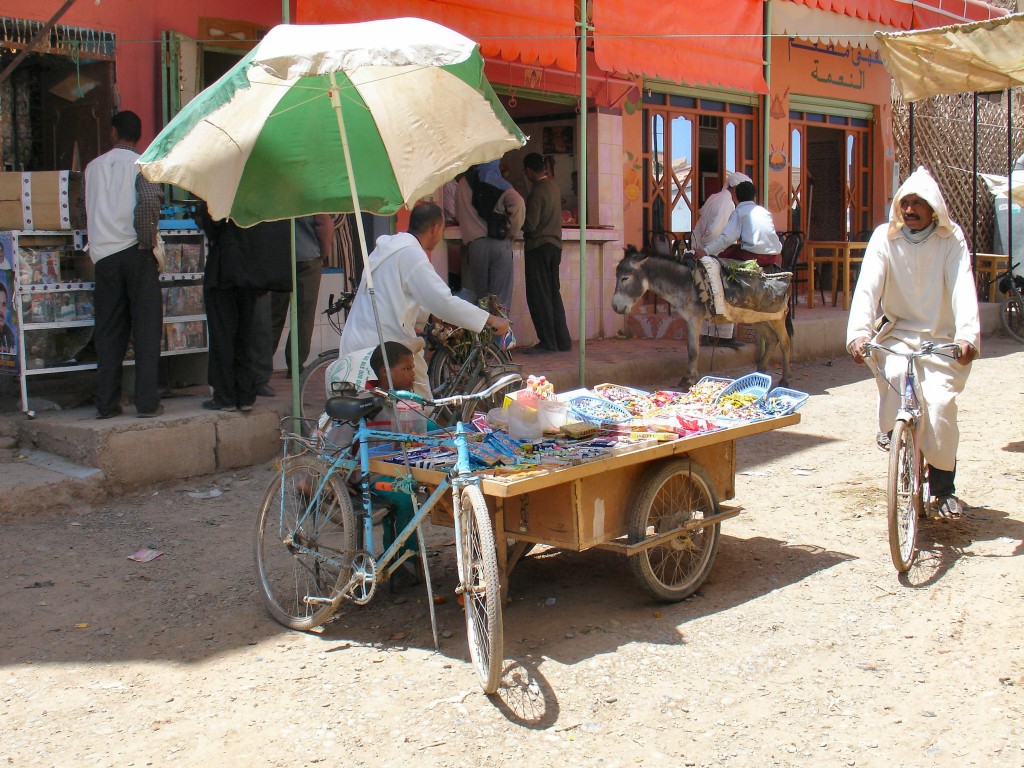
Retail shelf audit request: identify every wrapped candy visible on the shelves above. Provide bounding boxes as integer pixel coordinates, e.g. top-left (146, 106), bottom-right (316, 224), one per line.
top-left (526, 374), bottom-right (555, 400)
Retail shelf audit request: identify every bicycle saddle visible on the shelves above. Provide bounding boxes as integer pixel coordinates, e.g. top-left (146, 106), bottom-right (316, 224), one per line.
top-left (325, 393), bottom-right (384, 424)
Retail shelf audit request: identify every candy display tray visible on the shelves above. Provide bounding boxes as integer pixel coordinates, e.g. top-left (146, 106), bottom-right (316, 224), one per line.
top-left (758, 386), bottom-right (809, 416)
top-left (714, 373), bottom-right (772, 404)
top-left (568, 395), bottom-right (633, 424)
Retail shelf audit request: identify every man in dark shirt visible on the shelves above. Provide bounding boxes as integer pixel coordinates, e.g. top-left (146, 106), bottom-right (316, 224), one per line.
top-left (521, 153), bottom-right (571, 354)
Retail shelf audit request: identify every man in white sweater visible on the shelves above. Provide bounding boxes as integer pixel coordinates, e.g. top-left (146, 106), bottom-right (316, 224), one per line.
top-left (846, 167), bottom-right (980, 519)
top-left (85, 111), bottom-right (164, 419)
top-left (340, 203), bottom-right (509, 397)
top-left (690, 171), bottom-right (751, 349)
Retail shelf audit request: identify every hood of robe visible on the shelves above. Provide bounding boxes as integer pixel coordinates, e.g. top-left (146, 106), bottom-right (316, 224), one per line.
top-left (888, 166), bottom-right (957, 239)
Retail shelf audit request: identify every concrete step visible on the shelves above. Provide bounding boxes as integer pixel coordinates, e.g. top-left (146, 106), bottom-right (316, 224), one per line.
top-left (3, 397), bottom-right (289, 518)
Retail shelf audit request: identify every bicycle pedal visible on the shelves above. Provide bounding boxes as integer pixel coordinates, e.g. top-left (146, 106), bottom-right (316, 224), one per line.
top-left (303, 595), bottom-right (334, 607)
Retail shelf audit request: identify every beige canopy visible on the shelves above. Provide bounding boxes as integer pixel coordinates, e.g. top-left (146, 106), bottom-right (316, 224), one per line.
top-left (875, 13), bottom-right (1024, 101)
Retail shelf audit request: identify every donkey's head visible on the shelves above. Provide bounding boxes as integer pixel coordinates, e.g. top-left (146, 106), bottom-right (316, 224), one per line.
top-left (611, 246), bottom-right (650, 314)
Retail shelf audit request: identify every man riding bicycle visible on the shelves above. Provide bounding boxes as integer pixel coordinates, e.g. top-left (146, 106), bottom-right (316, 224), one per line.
top-left (846, 167), bottom-right (980, 519)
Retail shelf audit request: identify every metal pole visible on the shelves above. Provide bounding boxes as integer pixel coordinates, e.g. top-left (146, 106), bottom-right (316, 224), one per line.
top-left (972, 91), bottom-right (978, 267)
top-left (1008, 88), bottom-right (1013, 268)
top-left (282, 0), bottom-right (304, 427)
top-left (762, 1), bottom-right (772, 199)
top-left (908, 102), bottom-right (915, 169)
top-left (577, 6), bottom-right (592, 387)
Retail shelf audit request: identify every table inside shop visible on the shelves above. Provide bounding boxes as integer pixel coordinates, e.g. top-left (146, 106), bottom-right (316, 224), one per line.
top-left (805, 241), bottom-right (869, 310)
top-left (368, 412), bottom-right (800, 602)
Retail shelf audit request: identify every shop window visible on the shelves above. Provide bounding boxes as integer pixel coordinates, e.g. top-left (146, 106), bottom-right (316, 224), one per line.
top-left (788, 115), bottom-right (871, 240)
top-left (725, 123), bottom-right (737, 173)
top-left (790, 127), bottom-right (803, 232)
top-left (643, 98), bottom-right (758, 245)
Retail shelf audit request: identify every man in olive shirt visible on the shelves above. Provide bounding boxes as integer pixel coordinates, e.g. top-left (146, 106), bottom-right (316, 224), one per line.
top-left (521, 153), bottom-right (571, 354)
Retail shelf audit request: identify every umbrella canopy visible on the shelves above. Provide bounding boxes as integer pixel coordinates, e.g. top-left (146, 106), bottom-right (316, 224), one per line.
top-left (138, 18), bottom-right (525, 225)
top-left (875, 13), bottom-right (1024, 102)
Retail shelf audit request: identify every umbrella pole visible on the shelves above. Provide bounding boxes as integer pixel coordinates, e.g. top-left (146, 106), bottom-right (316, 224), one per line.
top-left (329, 74), bottom-right (440, 649)
top-left (288, 222), bottom-right (301, 430)
top-left (328, 75), bottom-right (391, 384)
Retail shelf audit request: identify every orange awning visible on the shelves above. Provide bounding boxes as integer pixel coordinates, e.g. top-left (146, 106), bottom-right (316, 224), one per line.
top-left (297, 0), bottom-right (578, 71)
top-left (592, 0), bottom-right (768, 94)
top-left (783, 0), bottom-right (1006, 30)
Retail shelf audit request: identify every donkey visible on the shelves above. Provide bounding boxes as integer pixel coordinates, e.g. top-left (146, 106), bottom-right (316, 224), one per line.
top-left (611, 246), bottom-right (793, 389)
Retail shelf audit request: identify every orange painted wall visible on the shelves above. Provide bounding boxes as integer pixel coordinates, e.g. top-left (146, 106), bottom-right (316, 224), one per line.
top-left (3, 0), bottom-right (287, 145)
top-left (768, 37), bottom-right (895, 225)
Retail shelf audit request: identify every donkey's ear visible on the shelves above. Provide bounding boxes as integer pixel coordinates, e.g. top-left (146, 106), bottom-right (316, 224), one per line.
top-left (625, 244), bottom-right (639, 256)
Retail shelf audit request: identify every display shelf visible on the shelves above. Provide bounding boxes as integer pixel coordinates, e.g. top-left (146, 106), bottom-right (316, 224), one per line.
top-left (164, 313), bottom-right (205, 323)
top-left (3, 226), bottom-right (209, 416)
top-left (22, 320), bottom-right (94, 330)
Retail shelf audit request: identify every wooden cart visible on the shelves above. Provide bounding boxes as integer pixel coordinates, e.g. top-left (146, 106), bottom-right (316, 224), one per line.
top-left (370, 413), bottom-right (799, 602)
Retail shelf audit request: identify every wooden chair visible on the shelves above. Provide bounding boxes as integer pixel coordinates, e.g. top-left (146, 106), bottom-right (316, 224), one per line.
top-left (650, 231), bottom-right (672, 257)
top-left (779, 231), bottom-right (823, 316)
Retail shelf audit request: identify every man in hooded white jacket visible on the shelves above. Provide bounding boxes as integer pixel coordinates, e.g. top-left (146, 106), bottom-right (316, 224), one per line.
top-left (341, 202), bottom-right (509, 397)
top-left (846, 167), bottom-right (980, 519)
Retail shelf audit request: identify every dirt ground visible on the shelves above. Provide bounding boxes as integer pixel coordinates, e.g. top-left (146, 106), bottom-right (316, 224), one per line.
top-left (1, 336), bottom-right (1022, 768)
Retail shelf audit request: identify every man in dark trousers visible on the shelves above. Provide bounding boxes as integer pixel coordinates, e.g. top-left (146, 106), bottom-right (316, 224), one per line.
top-left (85, 110), bottom-right (164, 418)
top-left (200, 213), bottom-right (291, 411)
top-left (521, 153), bottom-right (571, 354)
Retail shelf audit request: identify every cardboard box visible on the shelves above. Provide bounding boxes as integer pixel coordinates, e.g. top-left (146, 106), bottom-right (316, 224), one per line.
top-left (0, 171), bottom-right (86, 231)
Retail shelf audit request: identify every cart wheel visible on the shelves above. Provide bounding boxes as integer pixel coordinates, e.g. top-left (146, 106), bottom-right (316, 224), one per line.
top-left (628, 458), bottom-right (720, 602)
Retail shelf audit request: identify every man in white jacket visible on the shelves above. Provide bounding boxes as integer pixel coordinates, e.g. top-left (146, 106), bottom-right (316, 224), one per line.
top-left (846, 167), bottom-right (980, 519)
top-left (690, 171), bottom-right (751, 349)
top-left (341, 203), bottom-right (510, 397)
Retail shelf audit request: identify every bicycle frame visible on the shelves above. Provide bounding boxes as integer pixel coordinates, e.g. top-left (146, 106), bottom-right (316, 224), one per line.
top-left (863, 339), bottom-right (960, 571)
top-left (300, 373), bottom-right (518, 587)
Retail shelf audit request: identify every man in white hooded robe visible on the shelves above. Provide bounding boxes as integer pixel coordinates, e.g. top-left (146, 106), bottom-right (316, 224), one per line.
top-left (846, 167), bottom-right (980, 519)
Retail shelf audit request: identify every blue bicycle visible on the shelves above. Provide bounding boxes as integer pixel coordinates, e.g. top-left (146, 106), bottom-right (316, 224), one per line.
top-left (863, 340), bottom-right (961, 572)
top-left (254, 372), bottom-right (521, 693)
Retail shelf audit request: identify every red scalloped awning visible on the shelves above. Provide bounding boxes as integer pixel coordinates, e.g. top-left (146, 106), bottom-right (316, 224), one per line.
top-left (783, 0), bottom-right (1006, 30)
top-left (296, 0), bottom-right (578, 72)
top-left (592, 0), bottom-right (768, 94)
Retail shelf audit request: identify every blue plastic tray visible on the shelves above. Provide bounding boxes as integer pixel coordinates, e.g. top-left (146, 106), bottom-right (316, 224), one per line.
top-left (758, 386), bottom-right (809, 416)
top-left (568, 395), bottom-right (633, 424)
top-left (715, 372), bottom-right (772, 404)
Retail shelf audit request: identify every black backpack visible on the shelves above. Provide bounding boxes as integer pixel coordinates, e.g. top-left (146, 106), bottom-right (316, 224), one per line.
top-left (467, 167), bottom-right (509, 239)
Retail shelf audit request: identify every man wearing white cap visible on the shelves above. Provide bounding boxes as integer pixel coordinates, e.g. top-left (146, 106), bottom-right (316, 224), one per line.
top-left (696, 179), bottom-right (783, 268)
top-left (690, 171), bottom-right (750, 348)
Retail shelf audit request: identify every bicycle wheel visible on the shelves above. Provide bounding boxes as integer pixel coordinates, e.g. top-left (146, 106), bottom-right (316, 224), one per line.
top-left (254, 455), bottom-right (358, 630)
top-left (887, 419), bottom-right (921, 573)
top-left (298, 350), bottom-right (339, 431)
top-left (628, 459), bottom-right (720, 602)
top-left (457, 484), bottom-right (503, 693)
top-left (1001, 290), bottom-right (1024, 344)
top-left (428, 340), bottom-right (512, 396)
top-left (460, 364), bottom-right (523, 423)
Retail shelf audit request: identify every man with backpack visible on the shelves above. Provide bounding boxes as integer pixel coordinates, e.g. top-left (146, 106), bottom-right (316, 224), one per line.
top-left (455, 160), bottom-right (525, 311)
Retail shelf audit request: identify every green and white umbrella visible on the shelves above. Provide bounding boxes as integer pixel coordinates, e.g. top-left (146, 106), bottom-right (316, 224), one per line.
top-left (138, 18), bottom-right (525, 420)
top-left (139, 17), bottom-right (525, 226)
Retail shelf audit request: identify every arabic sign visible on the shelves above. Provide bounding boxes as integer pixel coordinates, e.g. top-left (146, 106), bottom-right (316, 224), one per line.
top-left (784, 38), bottom-right (888, 100)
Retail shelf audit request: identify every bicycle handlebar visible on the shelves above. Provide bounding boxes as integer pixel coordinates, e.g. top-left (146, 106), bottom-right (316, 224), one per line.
top-left (374, 372), bottom-right (522, 410)
top-left (862, 340), bottom-right (961, 360)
